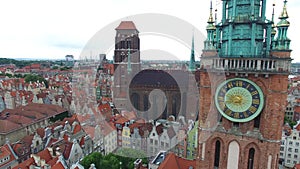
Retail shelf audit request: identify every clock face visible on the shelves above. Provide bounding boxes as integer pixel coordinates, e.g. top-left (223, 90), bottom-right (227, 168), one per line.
top-left (215, 78), bottom-right (264, 122)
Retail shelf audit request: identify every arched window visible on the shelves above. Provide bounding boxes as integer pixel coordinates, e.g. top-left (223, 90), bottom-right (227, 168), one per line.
top-left (143, 95), bottom-right (149, 111)
top-left (254, 114), bottom-right (261, 129)
top-left (131, 93), bottom-right (139, 110)
top-left (225, 3), bottom-right (229, 20)
top-left (214, 140), bottom-right (221, 167)
top-left (172, 97), bottom-right (177, 116)
top-left (248, 148), bottom-right (255, 169)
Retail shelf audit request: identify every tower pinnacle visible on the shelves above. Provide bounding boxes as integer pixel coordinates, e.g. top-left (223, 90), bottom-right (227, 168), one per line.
top-left (275, 0), bottom-right (291, 50)
top-left (204, 0), bottom-right (216, 50)
top-left (208, 0), bottom-right (214, 24)
top-left (279, 0), bottom-right (289, 19)
top-left (189, 33), bottom-right (195, 72)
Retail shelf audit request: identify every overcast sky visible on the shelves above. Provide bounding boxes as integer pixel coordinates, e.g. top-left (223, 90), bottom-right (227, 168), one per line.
top-left (0, 0), bottom-right (298, 62)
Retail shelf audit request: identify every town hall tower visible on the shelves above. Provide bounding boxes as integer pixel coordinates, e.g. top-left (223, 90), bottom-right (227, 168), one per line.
top-left (198, 0), bottom-right (292, 168)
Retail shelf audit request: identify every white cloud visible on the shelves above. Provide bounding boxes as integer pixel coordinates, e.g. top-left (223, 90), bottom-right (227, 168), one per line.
top-left (0, 0), bottom-right (298, 61)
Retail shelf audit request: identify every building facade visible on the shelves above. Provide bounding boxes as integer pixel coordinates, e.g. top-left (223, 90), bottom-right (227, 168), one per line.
top-left (280, 123), bottom-right (300, 168)
top-left (113, 21), bottom-right (141, 112)
top-left (198, 0), bottom-right (291, 169)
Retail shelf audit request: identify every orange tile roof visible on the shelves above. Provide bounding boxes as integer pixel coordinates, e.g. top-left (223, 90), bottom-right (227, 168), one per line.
top-left (295, 123), bottom-right (300, 131)
top-left (0, 145), bottom-right (10, 159)
top-left (36, 149), bottom-right (53, 162)
top-left (60, 141), bottom-right (73, 160)
top-left (295, 164), bottom-right (300, 169)
top-left (83, 126), bottom-right (95, 139)
top-left (12, 157), bottom-right (35, 169)
top-left (0, 144), bottom-right (18, 168)
top-left (122, 111), bottom-right (137, 121)
top-left (156, 124), bottom-right (164, 136)
top-left (158, 152), bottom-right (196, 169)
top-left (79, 137), bottom-right (85, 147)
top-left (101, 121), bottom-right (116, 136)
top-left (115, 116), bottom-right (129, 125)
top-left (0, 119), bottom-right (21, 134)
top-left (115, 21), bottom-right (137, 30)
top-left (0, 103), bottom-right (66, 134)
top-left (47, 156), bottom-right (59, 167)
top-left (52, 161), bottom-right (66, 169)
top-left (36, 128), bottom-right (45, 138)
top-left (73, 124), bottom-right (82, 134)
top-left (295, 106), bottom-right (300, 113)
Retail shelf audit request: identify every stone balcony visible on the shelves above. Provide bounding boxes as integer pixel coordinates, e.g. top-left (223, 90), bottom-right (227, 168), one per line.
top-left (201, 56), bottom-right (291, 75)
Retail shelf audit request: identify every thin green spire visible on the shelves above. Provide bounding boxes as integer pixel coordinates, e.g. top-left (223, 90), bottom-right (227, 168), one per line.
top-left (189, 33), bottom-right (195, 72)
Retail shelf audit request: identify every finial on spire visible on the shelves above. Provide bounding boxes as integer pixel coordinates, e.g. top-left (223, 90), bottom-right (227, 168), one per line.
top-left (208, 0), bottom-right (214, 24)
top-left (272, 3), bottom-right (276, 26)
top-left (215, 9), bottom-right (218, 25)
top-left (271, 3), bottom-right (277, 35)
top-left (279, 0), bottom-right (289, 19)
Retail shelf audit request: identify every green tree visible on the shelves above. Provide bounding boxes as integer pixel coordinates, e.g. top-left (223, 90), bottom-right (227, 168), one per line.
top-left (284, 116), bottom-right (297, 128)
top-left (5, 73), bottom-right (13, 78)
top-left (80, 152), bottom-right (148, 169)
top-left (80, 152), bottom-right (102, 169)
top-left (24, 74), bottom-right (48, 88)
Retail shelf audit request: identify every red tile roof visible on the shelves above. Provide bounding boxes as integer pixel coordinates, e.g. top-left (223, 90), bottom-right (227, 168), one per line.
top-left (73, 124), bottom-right (82, 134)
top-left (36, 149), bottom-right (53, 162)
top-left (156, 124), bottom-right (164, 136)
top-left (47, 156), bottom-right (59, 167)
top-left (122, 111), bottom-right (137, 121)
top-left (0, 103), bottom-right (66, 134)
top-left (101, 121), bottom-right (116, 136)
top-left (115, 116), bottom-right (129, 125)
top-left (60, 141), bottom-right (73, 160)
top-left (36, 128), bottom-right (45, 138)
top-left (295, 123), bottom-right (300, 131)
top-left (0, 119), bottom-right (21, 134)
top-left (21, 135), bottom-right (34, 145)
top-left (295, 164), bottom-right (300, 169)
top-left (12, 157), bottom-right (35, 169)
top-left (295, 106), bottom-right (300, 113)
top-left (115, 21), bottom-right (137, 30)
top-left (0, 144), bottom-right (18, 168)
top-left (83, 126), bottom-right (95, 139)
top-left (158, 152), bottom-right (196, 169)
top-left (52, 161), bottom-right (66, 169)
top-left (79, 137), bottom-right (85, 147)
top-left (0, 145), bottom-right (11, 159)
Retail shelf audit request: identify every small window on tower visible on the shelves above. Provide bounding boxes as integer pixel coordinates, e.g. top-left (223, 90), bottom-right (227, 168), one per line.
top-left (126, 40), bottom-right (131, 49)
top-left (121, 41), bottom-right (125, 49)
top-left (254, 114), bottom-right (261, 129)
top-left (233, 122), bottom-right (239, 127)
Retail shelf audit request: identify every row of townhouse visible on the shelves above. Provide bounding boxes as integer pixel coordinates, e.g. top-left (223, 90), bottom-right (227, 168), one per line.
top-left (0, 114), bottom-right (93, 169)
top-left (0, 73), bottom-right (72, 112)
top-left (280, 122), bottom-right (300, 168)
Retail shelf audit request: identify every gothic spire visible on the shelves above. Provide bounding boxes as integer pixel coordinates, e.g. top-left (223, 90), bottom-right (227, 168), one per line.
top-left (189, 34), bottom-right (195, 72)
top-left (205, 1), bottom-right (216, 50)
top-left (271, 3), bottom-right (277, 50)
top-left (275, 0), bottom-right (291, 50)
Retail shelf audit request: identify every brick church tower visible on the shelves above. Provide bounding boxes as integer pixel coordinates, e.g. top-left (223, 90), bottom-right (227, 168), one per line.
top-left (113, 21), bottom-right (141, 111)
top-left (197, 0), bottom-right (292, 168)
